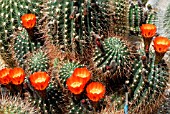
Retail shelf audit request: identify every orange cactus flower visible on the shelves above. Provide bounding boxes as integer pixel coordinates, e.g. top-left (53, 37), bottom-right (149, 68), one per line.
top-left (0, 68), bottom-right (11, 85)
top-left (153, 37), bottom-right (170, 53)
top-left (21, 14), bottom-right (36, 29)
top-left (72, 67), bottom-right (91, 83)
top-left (140, 24), bottom-right (157, 38)
top-left (29, 72), bottom-right (50, 91)
top-left (86, 82), bottom-right (105, 102)
top-left (9, 68), bottom-right (25, 85)
top-left (66, 75), bottom-right (86, 95)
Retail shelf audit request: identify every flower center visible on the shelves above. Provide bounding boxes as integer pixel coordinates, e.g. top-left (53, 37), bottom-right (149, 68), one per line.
top-left (90, 88), bottom-right (102, 94)
top-left (35, 77), bottom-right (46, 83)
top-left (157, 41), bottom-right (169, 45)
top-left (71, 82), bottom-right (82, 88)
top-left (12, 73), bottom-right (22, 78)
top-left (77, 73), bottom-right (88, 78)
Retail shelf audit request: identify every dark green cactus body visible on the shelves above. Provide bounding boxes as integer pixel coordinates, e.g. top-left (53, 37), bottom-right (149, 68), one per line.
top-left (13, 29), bottom-right (41, 68)
top-left (112, 0), bottom-right (129, 36)
top-left (128, 1), bottom-right (143, 34)
top-left (27, 50), bottom-right (49, 74)
top-left (29, 77), bottom-right (69, 114)
top-left (127, 56), bottom-right (169, 113)
top-left (47, 0), bottom-right (92, 54)
top-left (93, 37), bottom-right (130, 74)
top-left (59, 62), bottom-right (84, 86)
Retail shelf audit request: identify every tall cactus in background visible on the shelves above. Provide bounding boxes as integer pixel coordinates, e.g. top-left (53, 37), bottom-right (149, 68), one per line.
top-left (128, 0), bottom-right (156, 35)
top-left (163, 3), bottom-right (170, 38)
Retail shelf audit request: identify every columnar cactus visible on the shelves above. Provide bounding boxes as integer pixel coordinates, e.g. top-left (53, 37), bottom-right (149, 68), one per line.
top-left (163, 4), bottom-right (170, 38)
top-left (12, 29), bottom-right (41, 68)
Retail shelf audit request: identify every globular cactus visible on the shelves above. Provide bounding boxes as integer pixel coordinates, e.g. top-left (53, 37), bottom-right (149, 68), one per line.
top-left (93, 37), bottom-right (131, 76)
top-left (0, 94), bottom-right (38, 114)
top-left (26, 50), bottom-right (49, 74)
top-left (59, 61), bottom-right (84, 86)
top-left (11, 29), bottom-right (41, 68)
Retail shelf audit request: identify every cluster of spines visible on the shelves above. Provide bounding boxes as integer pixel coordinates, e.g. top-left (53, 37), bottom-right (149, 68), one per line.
top-left (68, 99), bottom-right (94, 114)
top-left (90, 0), bottom-right (110, 36)
top-left (27, 50), bottom-right (49, 74)
top-left (58, 61), bottom-right (84, 86)
top-left (128, 1), bottom-right (144, 34)
top-left (163, 3), bottom-right (170, 38)
top-left (112, 0), bottom-right (129, 36)
top-left (0, 94), bottom-right (38, 114)
top-left (93, 37), bottom-right (130, 74)
top-left (13, 29), bottom-right (41, 68)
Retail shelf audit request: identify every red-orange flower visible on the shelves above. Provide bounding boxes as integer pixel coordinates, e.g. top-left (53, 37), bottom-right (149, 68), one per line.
top-left (72, 67), bottom-right (91, 83)
top-left (21, 14), bottom-right (36, 29)
top-left (66, 75), bottom-right (85, 95)
top-left (86, 82), bottom-right (105, 102)
top-left (9, 68), bottom-right (25, 85)
top-left (153, 37), bottom-right (170, 53)
top-left (29, 72), bottom-right (50, 91)
top-left (140, 24), bottom-right (157, 38)
top-left (0, 68), bottom-right (11, 85)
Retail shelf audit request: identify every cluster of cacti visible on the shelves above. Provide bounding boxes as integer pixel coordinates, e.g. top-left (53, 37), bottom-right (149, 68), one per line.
top-left (0, 0), bottom-right (169, 114)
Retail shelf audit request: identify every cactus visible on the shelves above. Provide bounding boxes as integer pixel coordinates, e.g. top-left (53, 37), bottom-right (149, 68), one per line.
top-left (163, 3), bottom-right (170, 38)
top-left (129, 57), bottom-right (168, 113)
top-left (0, 0), bottom-right (169, 114)
top-left (0, 94), bottom-right (38, 114)
top-left (47, 0), bottom-right (92, 54)
top-left (93, 37), bottom-right (131, 75)
top-left (27, 50), bottom-right (49, 74)
top-left (11, 29), bottom-right (41, 68)
top-left (108, 52), bottom-right (169, 113)
top-left (0, 0), bottom-right (42, 52)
